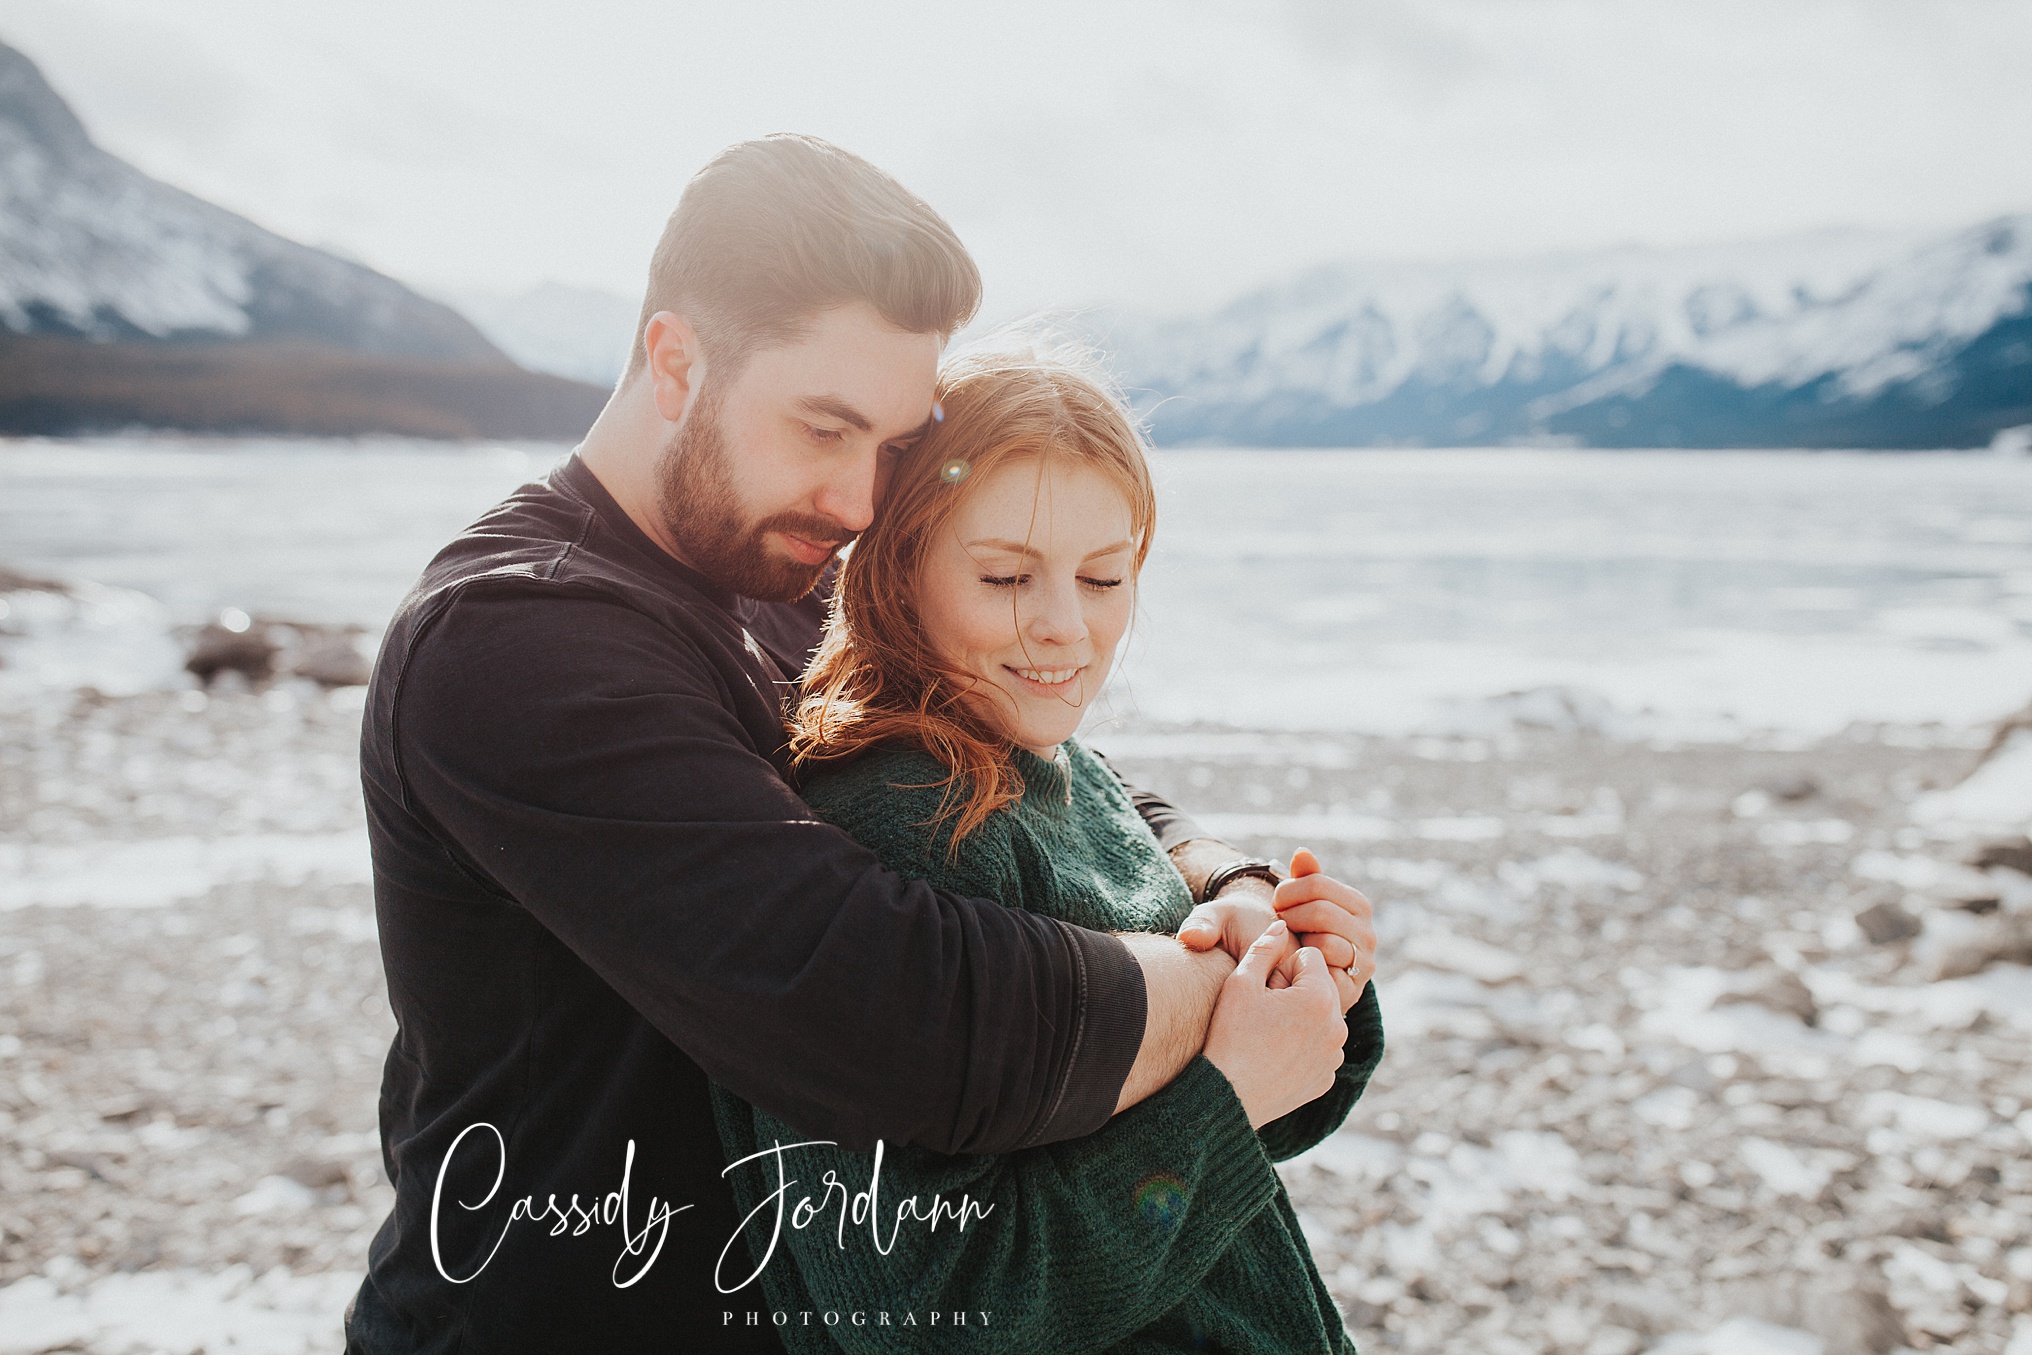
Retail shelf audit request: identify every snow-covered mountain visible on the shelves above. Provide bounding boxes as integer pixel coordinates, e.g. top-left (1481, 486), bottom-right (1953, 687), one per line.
top-left (1100, 219), bottom-right (2032, 449)
top-left (0, 40), bottom-right (607, 438)
top-left (0, 40), bottom-right (499, 362)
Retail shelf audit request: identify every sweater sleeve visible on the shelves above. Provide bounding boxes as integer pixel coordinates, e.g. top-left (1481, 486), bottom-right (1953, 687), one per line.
top-left (1253, 984), bottom-right (1386, 1163)
top-left (713, 1060), bottom-right (1281, 1354)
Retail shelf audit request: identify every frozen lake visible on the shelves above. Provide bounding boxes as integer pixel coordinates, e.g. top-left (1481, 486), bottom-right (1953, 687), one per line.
top-left (2, 437), bottom-right (2030, 737)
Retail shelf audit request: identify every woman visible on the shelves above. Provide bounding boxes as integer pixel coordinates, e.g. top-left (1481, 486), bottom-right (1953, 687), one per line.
top-left (711, 350), bottom-right (1384, 1353)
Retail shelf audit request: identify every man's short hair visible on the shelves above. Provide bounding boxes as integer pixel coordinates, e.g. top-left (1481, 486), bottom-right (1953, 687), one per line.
top-left (623, 135), bottom-right (982, 383)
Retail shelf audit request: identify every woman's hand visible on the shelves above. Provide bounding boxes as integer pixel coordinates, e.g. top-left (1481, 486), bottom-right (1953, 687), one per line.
top-left (1201, 919), bottom-right (1348, 1128)
top-left (1267, 848), bottom-right (1376, 1012)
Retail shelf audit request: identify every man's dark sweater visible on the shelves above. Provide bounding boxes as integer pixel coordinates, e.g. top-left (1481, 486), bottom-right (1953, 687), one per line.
top-left (344, 455), bottom-right (1206, 1353)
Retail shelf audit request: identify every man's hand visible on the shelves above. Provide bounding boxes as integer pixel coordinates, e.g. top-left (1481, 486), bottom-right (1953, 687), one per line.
top-left (1177, 878), bottom-right (1279, 962)
top-left (1201, 919), bottom-right (1348, 1128)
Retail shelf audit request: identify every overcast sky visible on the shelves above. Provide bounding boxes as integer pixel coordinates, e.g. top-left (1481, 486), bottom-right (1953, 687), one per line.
top-left (8, 0), bottom-right (2031, 319)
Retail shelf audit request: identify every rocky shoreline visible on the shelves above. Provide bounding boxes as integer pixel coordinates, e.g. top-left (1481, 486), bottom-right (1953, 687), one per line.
top-left (1, 678), bottom-right (2029, 1353)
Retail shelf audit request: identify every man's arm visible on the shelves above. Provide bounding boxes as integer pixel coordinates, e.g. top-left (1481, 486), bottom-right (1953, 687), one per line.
top-left (1111, 932), bottom-right (1233, 1112)
top-left (387, 585), bottom-right (1143, 1156)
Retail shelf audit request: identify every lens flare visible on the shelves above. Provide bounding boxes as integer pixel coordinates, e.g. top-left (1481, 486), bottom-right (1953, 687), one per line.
top-left (1135, 1173), bottom-right (1188, 1229)
top-left (939, 457), bottom-right (972, 485)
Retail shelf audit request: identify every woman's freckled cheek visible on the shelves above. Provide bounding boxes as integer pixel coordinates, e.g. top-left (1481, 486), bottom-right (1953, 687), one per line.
top-left (909, 458), bottom-right (1137, 751)
top-left (917, 535), bottom-right (1020, 711)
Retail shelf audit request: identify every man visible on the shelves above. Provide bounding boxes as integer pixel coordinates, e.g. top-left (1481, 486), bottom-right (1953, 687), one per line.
top-left (345, 135), bottom-right (1374, 1352)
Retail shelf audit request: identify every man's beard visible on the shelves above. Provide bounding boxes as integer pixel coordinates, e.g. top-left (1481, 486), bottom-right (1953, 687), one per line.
top-left (654, 391), bottom-right (851, 604)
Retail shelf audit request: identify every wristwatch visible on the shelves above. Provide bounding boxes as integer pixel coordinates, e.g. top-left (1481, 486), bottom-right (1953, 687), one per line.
top-left (1199, 856), bottom-right (1285, 904)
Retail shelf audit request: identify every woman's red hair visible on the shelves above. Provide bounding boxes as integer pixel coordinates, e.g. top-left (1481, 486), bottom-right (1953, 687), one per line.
top-left (790, 349), bottom-right (1157, 842)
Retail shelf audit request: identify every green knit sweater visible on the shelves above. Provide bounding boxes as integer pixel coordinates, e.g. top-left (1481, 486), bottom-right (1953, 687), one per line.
top-left (710, 738), bottom-right (1385, 1354)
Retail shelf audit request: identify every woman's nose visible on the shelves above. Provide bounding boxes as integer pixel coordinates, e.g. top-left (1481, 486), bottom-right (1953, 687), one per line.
top-left (1024, 579), bottom-right (1088, 646)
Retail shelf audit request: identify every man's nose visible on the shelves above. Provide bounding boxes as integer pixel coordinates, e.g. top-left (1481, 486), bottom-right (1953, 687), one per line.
top-left (811, 444), bottom-right (879, 535)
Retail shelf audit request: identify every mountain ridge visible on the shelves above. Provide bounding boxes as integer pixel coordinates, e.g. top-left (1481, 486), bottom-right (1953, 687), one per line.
top-left (1096, 217), bottom-right (2032, 449)
top-left (0, 40), bottom-right (605, 438)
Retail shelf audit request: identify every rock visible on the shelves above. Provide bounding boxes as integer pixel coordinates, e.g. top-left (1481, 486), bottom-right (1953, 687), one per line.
top-left (1716, 1273), bottom-right (1903, 1355)
top-left (1399, 930), bottom-right (1528, 983)
top-left (281, 1156), bottom-right (349, 1191)
top-left (1649, 1315), bottom-right (1825, 1355)
top-left (1587, 1327), bottom-right (1645, 1355)
top-left (185, 621), bottom-right (276, 683)
top-left (0, 567), bottom-right (68, 593)
top-left (1915, 910), bottom-right (2032, 980)
top-left (1795, 1284), bottom-right (1904, 1355)
top-left (1600, 1284), bottom-right (1687, 1337)
top-left (1880, 1206), bottom-right (1951, 1243)
top-left (1666, 1060), bottom-right (1719, 1094)
top-left (183, 616), bottom-right (371, 687)
top-left (1717, 967), bottom-right (1817, 1024)
top-left (1864, 1090), bottom-right (1992, 1138)
top-left (1479, 684), bottom-right (1620, 733)
top-left (1762, 775), bottom-right (1819, 802)
top-left (1854, 901), bottom-right (1920, 945)
top-left (1973, 837), bottom-right (2032, 875)
top-left (288, 635), bottom-right (370, 688)
top-left (230, 1174), bottom-right (317, 1216)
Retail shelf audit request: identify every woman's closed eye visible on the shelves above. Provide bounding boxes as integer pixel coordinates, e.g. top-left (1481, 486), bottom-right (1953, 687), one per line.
top-left (980, 573), bottom-right (1123, 591)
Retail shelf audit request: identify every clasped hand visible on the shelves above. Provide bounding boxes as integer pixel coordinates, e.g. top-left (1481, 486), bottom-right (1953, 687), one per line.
top-left (1180, 850), bottom-right (1377, 1129)
top-left (1179, 849), bottom-right (1376, 1010)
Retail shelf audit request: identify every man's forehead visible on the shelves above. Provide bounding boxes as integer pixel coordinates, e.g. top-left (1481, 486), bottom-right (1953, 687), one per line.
top-left (739, 303), bottom-right (940, 433)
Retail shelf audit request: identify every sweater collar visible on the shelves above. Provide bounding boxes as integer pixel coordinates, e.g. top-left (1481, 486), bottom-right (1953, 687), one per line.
top-left (1012, 743), bottom-right (1076, 807)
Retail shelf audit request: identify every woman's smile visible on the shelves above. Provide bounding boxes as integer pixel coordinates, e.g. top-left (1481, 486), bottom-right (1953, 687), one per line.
top-left (1007, 663), bottom-right (1085, 691)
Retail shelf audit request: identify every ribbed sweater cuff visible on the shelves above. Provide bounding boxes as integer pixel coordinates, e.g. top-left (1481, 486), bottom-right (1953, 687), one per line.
top-left (1153, 1054), bottom-right (1283, 1222)
top-left (1029, 922), bottom-right (1148, 1146)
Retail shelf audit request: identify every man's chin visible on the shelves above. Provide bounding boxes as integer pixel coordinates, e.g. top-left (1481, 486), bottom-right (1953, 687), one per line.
top-left (755, 572), bottom-right (826, 605)
top-left (734, 553), bottom-right (829, 605)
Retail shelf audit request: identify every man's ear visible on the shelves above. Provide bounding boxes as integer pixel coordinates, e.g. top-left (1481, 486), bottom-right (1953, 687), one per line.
top-left (642, 311), bottom-right (704, 422)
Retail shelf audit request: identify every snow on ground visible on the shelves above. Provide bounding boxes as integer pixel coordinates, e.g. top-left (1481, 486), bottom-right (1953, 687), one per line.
top-left (0, 1264), bottom-right (355, 1355)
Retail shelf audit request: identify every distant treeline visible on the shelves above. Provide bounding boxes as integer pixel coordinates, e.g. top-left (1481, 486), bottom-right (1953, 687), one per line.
top-left (0, 335), bottom-right (609, 440)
